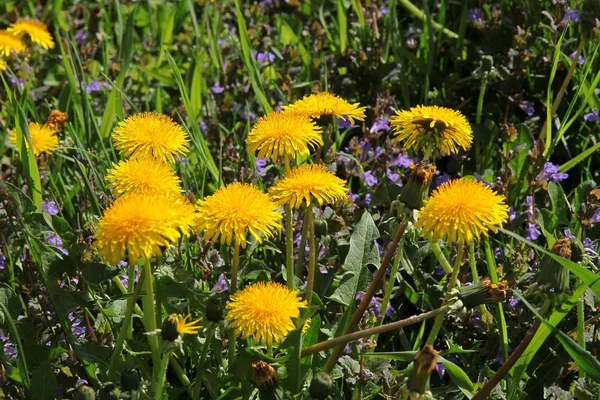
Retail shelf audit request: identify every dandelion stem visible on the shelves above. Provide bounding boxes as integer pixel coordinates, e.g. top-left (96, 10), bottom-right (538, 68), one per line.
top-left (324, 218), bottom-right (408, 373)
top-left (193, 325), bottom-right (214, 400)
top-left (305, 208), bottom-right (316, 305)
top-left (302, 306), bottom-right (449, 357)
top-left (374, 236), bottom-right (405, 342)
top-left (424, 244), bottom-right (464, 346)
top-left (108, 272), bottom-right (145, 382)
top-left (228, 243), bottom-right (240, 366)
top-left (155, 348), bottom-right (172, 400)
top-left (468, 241), bottom-right (487, 316)
top-left (284, 156), bottom-right (295, 289)
top-left (142, 258), bottom-right (161, 381)
top-left (430, 241), bottom-right (453, 274)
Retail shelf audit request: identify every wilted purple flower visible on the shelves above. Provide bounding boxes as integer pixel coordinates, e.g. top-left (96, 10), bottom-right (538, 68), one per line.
top-left (467, 8), bottom-right (485, 27)
top-left (361, 171), bottom-right (378, 187)
top-left (435, 363), bottom-right (446, 378)
top-left (525, 222), bottom-right (541, 241)
top-left (211, 273), bottom-right (229, 292)
top-left (255, 158), bottom-right (267, 176)
top-left (212, 82), bottom-right (225, 94)
top-left (537, 162), bottom-right (568, 182)
top-left (338, 118), bottom-right (354, 129)
top-left (584, 109), bottom-right (599, 122)
top-left (569, 51), bottom-right (585, 65)
top-left (74, 29), bottom-right (88, 45)
top-left (590, 208), bottom-right (600, 225)
top-left (46, 232), bottom-right (68, 255)
top-left (253, 51), bottom-right (276, 63)
top-left (518, 100), bottom-right (535, 116)
top-left (85, 80), bottom-right (102, 94)
top-left (389, 153), bottom-right (412, 168)
top-left (370, 118), bottom-right (390, 133)
top-left (42, 201), bottom-right (59, 215)
top-left (561, 7), bottom-right (580, 24)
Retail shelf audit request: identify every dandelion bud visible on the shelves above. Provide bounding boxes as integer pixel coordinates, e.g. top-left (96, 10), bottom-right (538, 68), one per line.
top-left (536, 237), bottom-right (572, 293)
top-left (120, 368), bottom-right (141, 391)
top-left (314, 218), bottom-right (328, 237)
top-left (98, 383), bottom-right (120, 400)
top-left (400, 161), bottom-right (436, 210)
top-left (206, 297), bottom-right (224, 322)
top-left (405, 346), bottom-right (438, 398)
top-left (75, 385), bottom-right (96, 400)
top-left (161, 314), bottom-right (181, 342)
top-left (309, 372), bottom-right (335, 399)
top-left (458, 279), bottom-right (508, 309)
top-left (46, 110), bottom-right (68, 131)
top-left (252, 360), bottom-right (278, 391)
top-left (481, 55), bottom-right (493, 73)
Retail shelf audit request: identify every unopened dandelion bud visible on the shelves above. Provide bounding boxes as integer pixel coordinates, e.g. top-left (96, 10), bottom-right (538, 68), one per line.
top-left (537, 237), bottom-right (572, 293)
top-left (206, 297), bottom-right (224, 322)
top-left (458, 279), bottom-right (508, 309)
top-left (162, 314), bottom-right (181, 342)
top-left (252, 360), bottom-right (278, 391)
top-left (400, 161), bottom-right (436, 210)
top-left (405, 345), bottom-right (438, 399)
top-left (120, 368), bottom-right (141, 391)
top-left (75, 385), bottom-right (96, 400)
top-left (309, 372), bottom-right (335, 399)
top-left (98, 383), bottom-right (120, 400)
top-left (481, 55), bottom-right (494, 73)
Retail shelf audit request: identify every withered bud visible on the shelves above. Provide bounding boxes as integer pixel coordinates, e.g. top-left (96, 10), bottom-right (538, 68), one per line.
top-left (459, 279), bottom-right (509, 309)
top-left (46, 110), bottom-right (68, 131)
top-left (252, 360), bottom-right (278, 390)
top-left (552, 237), bottom-right (572, 259)
top-left (400, 161), bottom-right (437, 210)
top-left (404, 346), bottom-right (438, 397)
top-left (504, 123), bottom-right (518, 142)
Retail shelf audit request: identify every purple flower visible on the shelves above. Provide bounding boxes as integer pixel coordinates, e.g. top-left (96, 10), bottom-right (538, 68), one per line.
top-left (561, 7), bottom-right (580, 24)
top-left (46, 232), bottom-right (68, 255)
top-left (253, 51), bottom-right (276, 64)
top-left (338, 154), bottom-right (352, 165)
top-left (74, 29), bottom-right (88, 45)
top-left (85, 80), bottom-right (102, 94)
top-left (518, 100), bottom-right (535, 116)
top-left (10, 77), bottom-right (24, 90)
top-left (564, 229), bottom-right (575, 240)
top-left (467, 8), bottom-right (485, 27)
top-left (370, 118), bottom-right (390, 133)
top-left (212, 82), bottom-right (225, 94)
top-left (507, 296), bottom-right (519, 309)
top-left (43, 201), bottom-right (59, 215)
top-left (509, 207), bottom-right (518, 222)
top-left (68, 312), bottom-right (86, 339)
top-left (258, 0), bottom-right (274, 10)
top-left (435, 363), bottom-right (446, 378)
top-left (537, 162), bottom-right (568, 182)
top-left (389, 153), bottom-right (412, 168)
top-left (0, 331), bottom-right (17, 358)
top-left (0, 255), bottom-right (5, 270)
top-left (569, 52), bottom-right (585, 65)
top-left (590, 208), bottom-right (600, 225)
top-left (525, 195), bottom-right (535, 218)
top-left (338, 118), bottom-right (354, 129)
top-left (255, 158), bottom-right (268, 176)
top-left (584, 109), bottom-right (599, 122)
top-left (525, 222), bottom-right (541, 241)
top-left (436, 172), bottom-right (451, 186)
top-left (386, 169), bottom-right (401, 185)
top-left (380, 6), bottom-right (389, 16)
top-left (361, 171), bottom-right (378, 187)
top-left (211, 273), bottom-right (229, 292)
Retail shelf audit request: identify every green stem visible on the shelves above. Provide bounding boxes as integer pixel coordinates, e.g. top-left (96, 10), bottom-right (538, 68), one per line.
top-left (108, 271), bottom-right (145, 382)
top-left (430, 241), bottom-right (453, 274)
top-left (305, 208), bottom-right (316, 306)
top-left (127, 265), bottom-right (136, 339)
top-left (425, 244), bottom-right (464, 346)
top-left (143, 258), bottom-right (161, 380)
top-left (155, 349), bottom-right (172, 400)
top-left (228, 244), bottom-right (240, 366)
top-left (484, 238), bottom-right (508, 362)
top-left (284, 157), bottom-right (295, 289)
top-left (296, 212), bottom-right (310, 278)
top-left (397, 0), bottom-right (460, 39)
top-left (468, 241), bottom-right (487, 315)
top-left (194, 325), bottom-right (215, 400)
top-left (476, 73), bottom-right (487, 125)
top-left (374, 237), bottom-right (405, 342)
top-left (168, 355), bottom-right (192, 396)
top-left (113, 275), bottom-right (144, 317)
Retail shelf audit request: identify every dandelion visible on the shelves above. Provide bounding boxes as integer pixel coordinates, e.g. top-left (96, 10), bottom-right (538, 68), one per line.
top-left (226, 281), bottom-right (307, 346)
top-left (390, 105), bottom-right (472, 158)
top-left (268, 164), bottom-right (348, 209)
top-left (246, 111), bottom-right (323, 161)
top-left (283, 92), bottom-right (366, 124)
top-left (196, 182), bottom-right (282, 248)
top-left (106, 158), bottom-right (183, 195)
top-left (7, 19), bottom-right (55, 50)
top-left (94, 193), bottom-right (195, 265)
top-left (0, 31), bottom-right (26, 57)
top-left (415, 178), bottom-right (509, 244)
top-left (112, 112), bottom-right (190, 163)
top-left (161, 314), bottom-right (202, 341)
top-left (8, 122), bottom-right (59, 156)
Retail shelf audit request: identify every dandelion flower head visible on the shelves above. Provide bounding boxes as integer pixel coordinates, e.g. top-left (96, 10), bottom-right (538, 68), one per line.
top-left (9, 122), bottom-right (59, 156)
top-left (415, 178), bottom-right (509, 244)
top-left (268, 164), bottom-right (348, 209)
top-left (226, 281), bottom-right (307, 346)
top-left (0, 30), bottom-right (26, 57)
top-left (390, 105), bottom-right (472, 157)
top-left (94, 193), bottom-right (196, 265)
top-left (106, 157), bottom-right (183, 195)
top-left (112, 112), bottom-right (190, 163)
top-left (196, 183), bottom-right (282, 248)
top-left (246, 111), bottom-right (323, 161)
top-left (7, 19), bottom-right (55, 50)
top-left (283, 92), bottom-right (366, 123)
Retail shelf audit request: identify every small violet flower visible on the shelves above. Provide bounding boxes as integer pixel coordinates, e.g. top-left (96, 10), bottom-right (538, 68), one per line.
top-left (253, 51), bottom-right (276, 64)
top-left (43, 201), bottom-right (59, 215)
top-left (212, 82), bottom-right (225, 94)
top-left (338, 118), bottom-right (354, 129)
top-left (85, 80), bottom-right (102, 94)
top-left (569, 51), bottom-right (585, 65)
top-left (369, 118), bottom-right (390, 134)
top-left (525, 222), bottom-right (541, 241)
top-left (255, 158), bottom-right (268, 177)
top-left (537, 162), bottom-right (568, 183)
top-left (584, 109), bottom-right (599, 122)
top-left (361, 171), bottom-right (378, 187)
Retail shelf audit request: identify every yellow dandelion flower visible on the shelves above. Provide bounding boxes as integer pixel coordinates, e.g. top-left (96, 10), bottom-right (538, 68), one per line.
top-left (106, 158), bottom-right (183, 195)
top-left (268, 164), bottom-right (348, 209)
top-left (162, 314), bottom-right (202, 341)
top-left (7, 19), bottom-right (55, 50)
top-left (94, 193), bottom-right (196, 265)
top-left (8, 122), bottom-right (59, 156)
top-left (390, 105), bottom-right (473, 157)
top-left (415, 178), bottom-right (509, 244)
top-left (0, 58), bottom-right (6, 71)
top-left (0, 30), bottom-right (26, 57)
top-left (246, 111), bottom-right (323, 161)
top-left (226, 281), bottom-right (307, 346)
top-left (177, 314), bottom-right (202, 335)
top-left (196, 183), bottom-right (282, 248)
top-left (283, 92), bottom-right (366, 123)
top-left (112, 112), bottom-right (190, 163)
